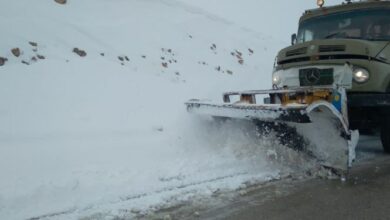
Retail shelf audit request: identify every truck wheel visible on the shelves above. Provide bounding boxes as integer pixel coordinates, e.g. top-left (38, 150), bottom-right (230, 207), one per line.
top-left (381, 120), bottom-right (390, 153)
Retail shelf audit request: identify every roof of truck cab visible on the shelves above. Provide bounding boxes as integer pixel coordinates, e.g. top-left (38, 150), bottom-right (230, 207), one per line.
top-left (300, 1), bottom-right (390, 23)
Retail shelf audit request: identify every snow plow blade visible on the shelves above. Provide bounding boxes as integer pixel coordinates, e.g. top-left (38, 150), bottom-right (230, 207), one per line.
top-left (186, 87), bottom-right (359, 174)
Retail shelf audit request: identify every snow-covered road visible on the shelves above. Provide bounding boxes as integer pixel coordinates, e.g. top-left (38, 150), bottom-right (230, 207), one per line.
top-left (1, 116), bottom-right (286, 219)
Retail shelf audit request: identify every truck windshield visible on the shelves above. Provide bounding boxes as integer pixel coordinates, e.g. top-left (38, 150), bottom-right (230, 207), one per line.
top-left (297, 9), bottom-right (390, 43)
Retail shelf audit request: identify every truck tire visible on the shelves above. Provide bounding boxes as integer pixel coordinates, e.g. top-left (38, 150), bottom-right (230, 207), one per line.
top-left (381, 118), bottom-right (390, 153)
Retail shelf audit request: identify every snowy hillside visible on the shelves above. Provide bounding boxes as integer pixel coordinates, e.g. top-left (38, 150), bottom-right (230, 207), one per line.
top-left (0, 0), bottom-right (320, 219)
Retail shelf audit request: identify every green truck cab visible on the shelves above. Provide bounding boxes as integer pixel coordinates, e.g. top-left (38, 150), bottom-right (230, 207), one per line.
top-left (273, 0), bottom-right (390, 152)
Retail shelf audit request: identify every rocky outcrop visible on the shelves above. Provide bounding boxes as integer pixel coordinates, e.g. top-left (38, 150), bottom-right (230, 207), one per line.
top-left (73, 48), bottom-right (87, 57)
top-left (11, 48), bottom-right (21, 57)
top-left (0, 57), bottom-right (8, 66)
top-left (29, 41), bottom-right (38, 47)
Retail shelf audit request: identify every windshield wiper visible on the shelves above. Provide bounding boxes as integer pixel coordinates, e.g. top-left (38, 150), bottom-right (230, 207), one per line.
top-left (324, 32), bottom-right (346, 39)
top-left (324, 32), bottom-right (368, 40)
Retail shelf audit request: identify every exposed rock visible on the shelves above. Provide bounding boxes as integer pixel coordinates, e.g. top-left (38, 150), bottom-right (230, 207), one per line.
top-left (162, 62), bottom-right (168, 68)
top-left (11, 48), bottom-right (21, 57)
top-left (73, 48), bottom-right (87, 57)
top-left (0, 57), bottom-right (8, 66)
top-left (37, 54), bottom-right (45, 59)
top-left (29, 41), bottom-right (38, 47)
top-left (54, 0), bottom-right (67, 5)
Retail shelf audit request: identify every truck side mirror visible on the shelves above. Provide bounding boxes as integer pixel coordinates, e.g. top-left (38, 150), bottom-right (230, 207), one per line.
top-left (291, 33), bottom-right (297, 45)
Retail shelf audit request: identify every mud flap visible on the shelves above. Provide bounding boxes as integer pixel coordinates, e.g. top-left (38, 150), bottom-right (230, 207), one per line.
top-left (185, 100), bottom-right (359, 173)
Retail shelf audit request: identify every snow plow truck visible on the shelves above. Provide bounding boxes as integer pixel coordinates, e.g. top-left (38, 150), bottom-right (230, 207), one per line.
top-left (186, 0), bottom-right (390, 175)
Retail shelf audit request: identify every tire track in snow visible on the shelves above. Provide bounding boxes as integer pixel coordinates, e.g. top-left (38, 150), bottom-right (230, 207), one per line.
top-left (27, 171), bottom-right (270, 220)
top-left (119, 171), bottom-right (250, 201)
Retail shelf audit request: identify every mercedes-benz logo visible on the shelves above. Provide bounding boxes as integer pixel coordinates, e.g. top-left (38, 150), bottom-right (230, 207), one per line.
top-left (305, 69), bottom-right (321, 84)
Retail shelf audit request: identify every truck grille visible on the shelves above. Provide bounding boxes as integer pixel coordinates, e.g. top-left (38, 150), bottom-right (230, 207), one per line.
top-left (299, 68), bottom-right (334, 86)
top-left (319, 45), bottom-right (346, 53)
top-left (286, 47), bottom-right (307, 57)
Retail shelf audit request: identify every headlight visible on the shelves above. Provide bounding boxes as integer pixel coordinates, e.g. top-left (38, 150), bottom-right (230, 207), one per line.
top-left (353, 68), bottom-right (370, 83)
top-left (272, 73), bottom-right (282, 85)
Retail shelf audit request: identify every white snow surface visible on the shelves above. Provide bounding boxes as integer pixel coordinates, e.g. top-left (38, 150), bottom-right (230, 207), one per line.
top-left (0, 0), bottom-right (322, 219)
